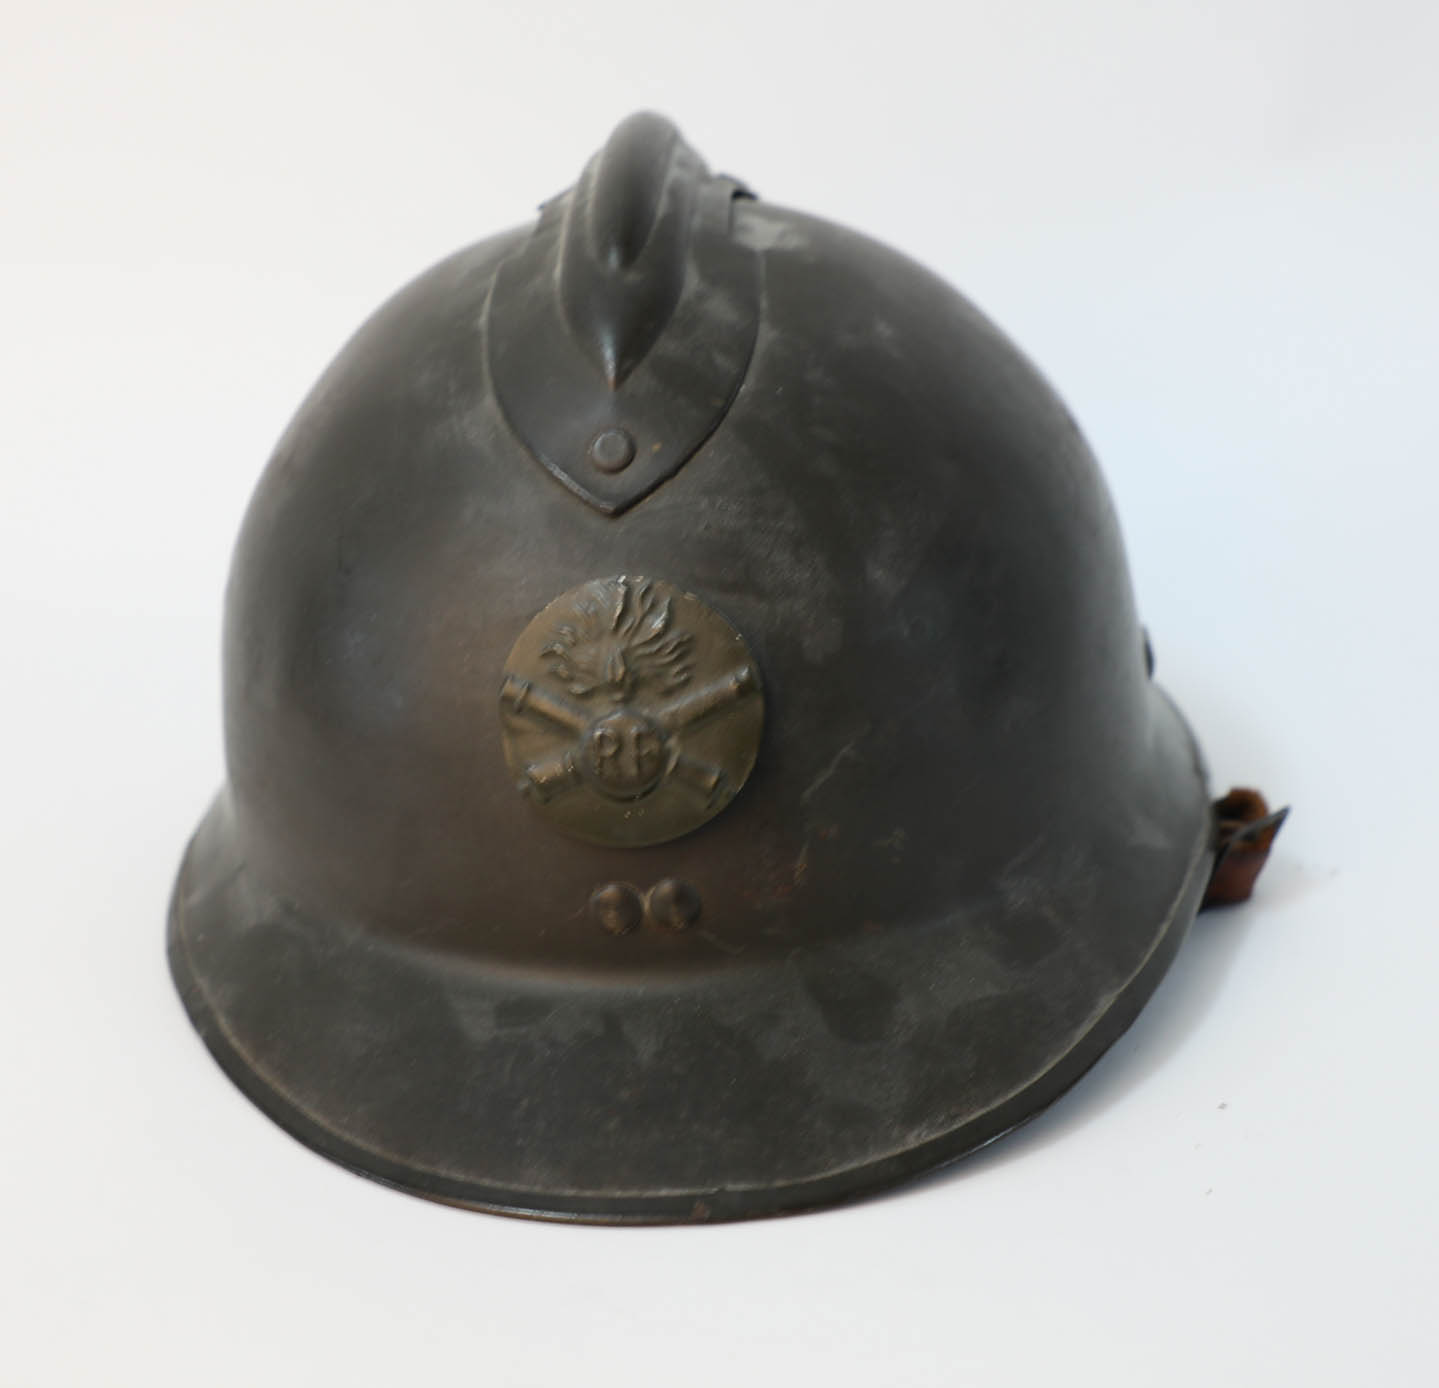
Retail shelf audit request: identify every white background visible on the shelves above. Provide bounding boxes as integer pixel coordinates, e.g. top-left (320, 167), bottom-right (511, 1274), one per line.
top-left (3, 2), bottom-right (1436, 1383)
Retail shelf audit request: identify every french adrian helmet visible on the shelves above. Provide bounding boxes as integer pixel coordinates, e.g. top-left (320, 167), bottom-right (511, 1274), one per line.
top-left (168, 113), bottom-right (1282, 1222)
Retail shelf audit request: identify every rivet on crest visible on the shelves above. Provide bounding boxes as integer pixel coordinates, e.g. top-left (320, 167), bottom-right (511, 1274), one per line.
top-left (588, 427), bottom-right (636, 473)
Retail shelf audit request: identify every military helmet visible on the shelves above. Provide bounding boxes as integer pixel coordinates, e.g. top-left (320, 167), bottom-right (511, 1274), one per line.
top-left (168, 112), bottom-right (1276, 1222)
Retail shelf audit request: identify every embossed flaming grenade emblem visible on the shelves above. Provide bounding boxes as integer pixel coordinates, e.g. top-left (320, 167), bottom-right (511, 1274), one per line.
top-left (500, 576), bottom-right (763, 844)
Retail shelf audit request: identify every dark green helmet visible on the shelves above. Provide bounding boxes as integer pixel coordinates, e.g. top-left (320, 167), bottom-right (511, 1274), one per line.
top-left (168, 113), bottom-right (1278, 1222)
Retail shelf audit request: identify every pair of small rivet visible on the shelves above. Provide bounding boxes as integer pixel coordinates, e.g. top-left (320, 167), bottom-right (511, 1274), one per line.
top-left (588, 427), bottom-right (636, 474)
top-left (590, 878), bottom-right (701, 936)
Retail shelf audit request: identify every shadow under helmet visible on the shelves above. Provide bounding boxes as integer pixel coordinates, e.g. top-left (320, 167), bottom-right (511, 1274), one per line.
top-left (168, 112), bottom-right (1256, 1222)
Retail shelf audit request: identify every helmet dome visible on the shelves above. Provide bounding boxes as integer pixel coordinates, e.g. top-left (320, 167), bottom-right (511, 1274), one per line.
top-left (170, 112), bottom-right (1217, 1222)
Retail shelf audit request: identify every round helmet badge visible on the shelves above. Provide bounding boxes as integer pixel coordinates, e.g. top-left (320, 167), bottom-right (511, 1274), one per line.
top-left (499, 575), bottom-right (763, 847)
